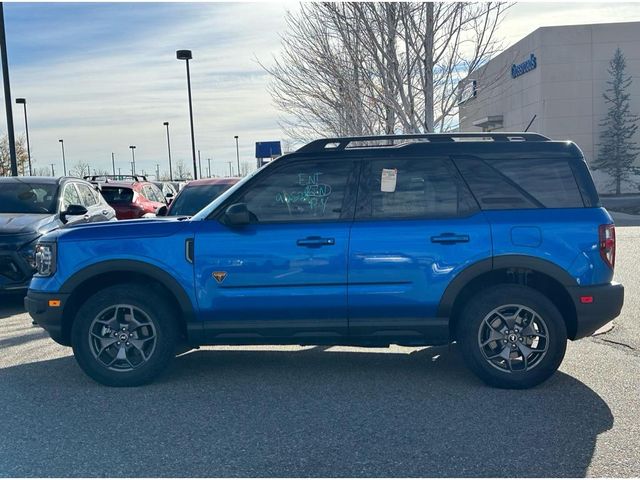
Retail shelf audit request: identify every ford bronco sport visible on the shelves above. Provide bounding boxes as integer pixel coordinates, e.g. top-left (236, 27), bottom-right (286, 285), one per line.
top-left (25, 133), bottom-right (624, 388)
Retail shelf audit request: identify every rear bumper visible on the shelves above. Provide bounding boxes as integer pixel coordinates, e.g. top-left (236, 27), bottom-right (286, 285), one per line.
top-left (24, 290), bottom-right (71, 345)
top-left (568, 282), bottom-right (624, 339)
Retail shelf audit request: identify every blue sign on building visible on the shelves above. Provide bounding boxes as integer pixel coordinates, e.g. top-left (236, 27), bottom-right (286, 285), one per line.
top-left (255, 141), bottom-right (282, 159)
top-left (511, 53), bottom-right (537, 78)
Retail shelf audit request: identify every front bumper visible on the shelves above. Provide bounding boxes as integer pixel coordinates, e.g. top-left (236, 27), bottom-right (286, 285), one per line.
top-left (0, 250), bottom-right (34, 292)
top-left (24, 290), bottom-right (71, 345)
top-left (569, 282), bottom-right (624, 339)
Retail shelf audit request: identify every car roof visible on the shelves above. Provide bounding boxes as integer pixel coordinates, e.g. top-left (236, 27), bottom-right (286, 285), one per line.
top-left (184, 177), bottom-right (241, 187)
top-left (290, 133), bottom-right (583, 160)
top-left (0, 176), bottom-right (96, 186)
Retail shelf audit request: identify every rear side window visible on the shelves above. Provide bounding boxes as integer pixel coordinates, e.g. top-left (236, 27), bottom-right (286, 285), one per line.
top-left (455, 157), bottom-right (585, 209)
top-left (356, 157), bottom-right (478, 219)
top-left (76, 183), bottom-right (98, 207)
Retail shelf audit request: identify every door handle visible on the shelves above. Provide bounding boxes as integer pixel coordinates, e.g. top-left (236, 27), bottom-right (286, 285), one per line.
top-left (102, 210), bottom-right (108, 215)
top-left (83, 214), bottom-right (90, 220)
top-left (296, 236), bottom-right (335, 248)
top-left (431, 233), bottom-right (470, 244)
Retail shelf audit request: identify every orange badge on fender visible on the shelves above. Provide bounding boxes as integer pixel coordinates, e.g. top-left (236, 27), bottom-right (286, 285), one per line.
top-left (212, 272), bottom-right (227, 284)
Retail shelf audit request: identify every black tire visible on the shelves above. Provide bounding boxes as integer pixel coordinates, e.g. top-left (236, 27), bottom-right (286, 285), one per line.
top-left (457, 284), bottom-right (567, 389)
top-left (71, 284), bottom-right (178, 387)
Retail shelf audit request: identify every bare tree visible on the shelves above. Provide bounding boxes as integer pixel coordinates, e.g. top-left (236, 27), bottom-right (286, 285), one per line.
top-left (261, 2), bottom-right (508, 141)
top-left (69, 161), bottom-right (91, 178)
top-left (0, 134), bottom-right (30, 176)
top-left (174, 159), bottom-right (193, 180)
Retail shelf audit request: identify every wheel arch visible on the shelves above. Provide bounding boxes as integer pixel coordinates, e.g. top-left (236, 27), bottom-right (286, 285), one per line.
top-left (58, 260), bottom-right (197, 346)
top-left (439, 255), bottom-right (579, 341)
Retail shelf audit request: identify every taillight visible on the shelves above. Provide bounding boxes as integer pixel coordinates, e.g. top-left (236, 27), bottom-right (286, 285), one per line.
top-left (599, 224), bottom-right (616, 269)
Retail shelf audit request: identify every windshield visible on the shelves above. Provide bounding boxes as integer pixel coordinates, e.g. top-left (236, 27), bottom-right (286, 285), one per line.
top-left (191, 169), bottom-right (264, 221)
top-left (101, 187), bottom-right (134, 204)
top-left (168, 184), bottom-right (233, 216)
top-left (0, 182), bottom-right (58, 214)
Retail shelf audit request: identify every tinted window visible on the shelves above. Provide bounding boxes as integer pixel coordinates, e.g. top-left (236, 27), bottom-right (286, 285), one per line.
top-left (62, 184), bottom-right (82, 210)
top-left (168, 184), bottom-right (232, 216)
top-left (456, 157), bottom-right (585, 209)
top-left (238, 160), bottom-right (356, 223)
top-left (0, 182), bottom-right (58, 214)
top-left (101, 187), bottom-right (134, 204)
top-left (76, 183), bottom-right (98, 207)
top-left (356, 157), bottom-right (477, 219)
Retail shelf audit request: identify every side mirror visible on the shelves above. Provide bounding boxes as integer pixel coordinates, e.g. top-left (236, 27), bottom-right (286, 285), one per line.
top-left (156, 205), bottom-right (168, 217)
top-left (60, 204), bottom-right (88, 223)
top-left (223, 203), bottom-right (251, 226)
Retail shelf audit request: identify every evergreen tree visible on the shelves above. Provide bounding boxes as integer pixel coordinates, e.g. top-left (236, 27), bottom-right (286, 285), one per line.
top-left (594, 48), bottom-right (640, 194)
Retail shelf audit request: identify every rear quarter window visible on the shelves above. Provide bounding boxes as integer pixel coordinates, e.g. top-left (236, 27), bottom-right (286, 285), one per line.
top-left (454, 156), bottom-right (585, 209)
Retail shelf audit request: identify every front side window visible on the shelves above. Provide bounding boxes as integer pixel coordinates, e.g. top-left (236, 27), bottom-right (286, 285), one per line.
top-left (237, 160), bottom-right (357, 223)
top-left (356, 157), bottom-right (477, 219)
top-left (62, 184), bottom-right (82, 210)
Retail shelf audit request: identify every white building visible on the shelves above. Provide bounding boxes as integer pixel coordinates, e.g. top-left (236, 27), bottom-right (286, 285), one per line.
top-left (458, 21), bottom-right (640, 193)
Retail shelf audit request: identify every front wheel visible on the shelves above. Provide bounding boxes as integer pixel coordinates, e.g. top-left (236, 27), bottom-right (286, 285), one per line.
top-left (71, 284), bottom-right (178, 387)
top-left (457, 285), bottom-right (567, 389)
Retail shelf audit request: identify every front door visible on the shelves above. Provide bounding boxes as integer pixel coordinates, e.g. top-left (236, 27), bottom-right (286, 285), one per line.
top-left (348, 155), bottom-right (491, 344)
top-left (193, 158), bottom-right (359, 341)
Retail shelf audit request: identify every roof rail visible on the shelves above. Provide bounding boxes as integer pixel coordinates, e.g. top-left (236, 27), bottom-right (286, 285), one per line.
top-left (296, 132), bottom-right (550, 153)
top-left (84, 174), bottom-right (148, 182)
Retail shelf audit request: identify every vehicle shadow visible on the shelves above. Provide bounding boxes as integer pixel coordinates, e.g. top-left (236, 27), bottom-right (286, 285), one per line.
top-left (0, 345), bottom-right (612, 477)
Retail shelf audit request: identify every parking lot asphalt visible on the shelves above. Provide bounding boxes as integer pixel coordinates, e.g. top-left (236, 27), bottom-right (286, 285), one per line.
top-left (0, 229), bottom-right (639, 477)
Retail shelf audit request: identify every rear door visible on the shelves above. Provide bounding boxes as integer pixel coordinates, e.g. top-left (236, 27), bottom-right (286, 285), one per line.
top-left (193, 157), bottom-right (359, 340)
top-left (76, 182), bottom-right (108, 222)
top-left (347, 155), bottom-right (492, 344)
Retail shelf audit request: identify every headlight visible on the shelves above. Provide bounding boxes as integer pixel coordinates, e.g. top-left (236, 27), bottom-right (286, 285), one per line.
top-left (18, 238), bottom-right (40, 270)
top-left (34, 243), bottom-right (57, 277)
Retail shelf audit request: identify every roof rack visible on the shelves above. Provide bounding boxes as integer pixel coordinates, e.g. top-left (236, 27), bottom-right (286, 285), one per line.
top-left (84, 174), bottom-right (148, 182)
top-left (296, 132), bottom-right (550, 153)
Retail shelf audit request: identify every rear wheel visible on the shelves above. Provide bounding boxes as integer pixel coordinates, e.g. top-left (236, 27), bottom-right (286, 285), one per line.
top-left (71, 284), bottom-right (178, 387)
top-left (457, 285), bottom-right (567, 389)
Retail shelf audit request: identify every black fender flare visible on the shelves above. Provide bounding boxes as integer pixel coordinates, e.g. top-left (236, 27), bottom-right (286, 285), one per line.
top-left (60, 259), bottom-right (196, 323)
top-left (437, 255), bottom-right (578, 318)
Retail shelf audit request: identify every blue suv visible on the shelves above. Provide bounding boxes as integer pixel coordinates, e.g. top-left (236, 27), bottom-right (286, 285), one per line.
top-left (25, 133), bottom-right (624, 388)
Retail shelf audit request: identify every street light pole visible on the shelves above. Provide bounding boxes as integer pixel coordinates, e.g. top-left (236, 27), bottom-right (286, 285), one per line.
top-left (207, 158), bottom-right (211, 178)
top-left (176, 50), bottom-right (198, 180)
top-left (227, 161), bottom-right (232, 177)
top-left (15, 98), bottom-right (31, 175)
top-left (50, 163), bottom-right (54, 176)
top-left (0, 4), bottom-right (17, 176)
top-left (198, 149), bottom-right (202, 179)
top-left (234, 135), bottom-right (240, 177)
top-left (163, 121), bottom-right (173, 181)
top-left (111, 152), bottom-right (115, 175)
top-left (58, 139), bottom-right (67, 176)
top-left (129, 145), bottom-right (136, 175)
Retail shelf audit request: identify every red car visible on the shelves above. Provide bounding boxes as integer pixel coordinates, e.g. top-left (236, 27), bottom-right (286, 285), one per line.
top-left (99, 181), bottom-right (167, 220)
top-left (166, 177), bottom-right (240, 216)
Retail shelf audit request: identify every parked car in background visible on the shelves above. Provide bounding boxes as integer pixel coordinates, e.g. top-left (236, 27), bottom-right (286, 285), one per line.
top-left (165, 178), bottom-right (240, 217)
top-left (0, 176), bottom-right (115, 293)
top-left (98, 180), bottom-right (166, 220)
top-left (151, 181), bottom-right (178, 203)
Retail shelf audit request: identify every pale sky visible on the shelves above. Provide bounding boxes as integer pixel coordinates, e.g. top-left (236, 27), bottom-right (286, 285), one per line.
top-left (3, 1), bottom-right (640, 178)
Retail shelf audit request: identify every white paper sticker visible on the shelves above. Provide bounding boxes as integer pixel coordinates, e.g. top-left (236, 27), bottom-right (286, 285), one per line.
top-left (381, 168), bottom-right (397, 192)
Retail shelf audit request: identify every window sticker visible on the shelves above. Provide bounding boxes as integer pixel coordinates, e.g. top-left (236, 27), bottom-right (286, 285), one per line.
top-left (381, 168), bottom-right (398, 193)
